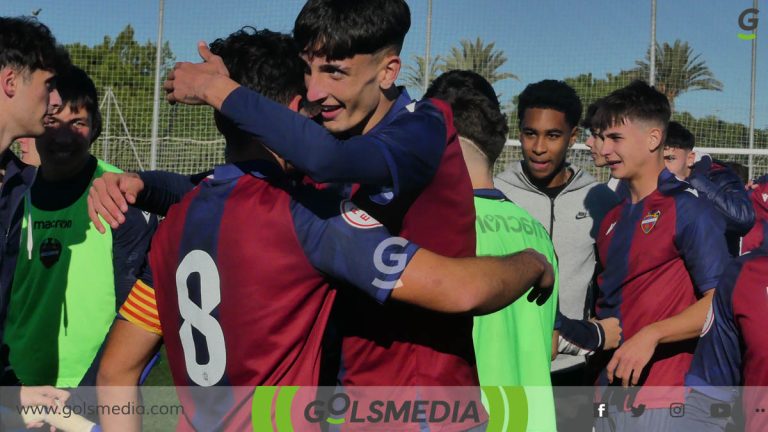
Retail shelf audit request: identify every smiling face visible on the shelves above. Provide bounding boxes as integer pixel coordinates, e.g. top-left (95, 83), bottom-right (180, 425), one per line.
top-left (519, 107), bottom-right (577, 187)
top-left (302, 49), bottom-right (400, 136)
top-left (599, 118), bottom-right (663, 181)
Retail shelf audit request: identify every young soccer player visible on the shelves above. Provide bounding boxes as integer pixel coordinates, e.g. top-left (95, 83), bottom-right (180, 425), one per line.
top-left (3, 66), bottom-right (156, 416)
top-left (0, 16), bottom-right (72, 427)
top-left (495, 80), bottom-right (619, 430)
top-left (663, 120), bottom-right (754, 255)
top-left (683, 241), bottom-right (768, 432)
top-left (100, 0), bottom-right (482, 395)
top-left (425, 69), bottom-right (560, 432)
top-left (589, 81), bottom-right (730, 431)
top-left (96, 28), bottom-right (554, 431)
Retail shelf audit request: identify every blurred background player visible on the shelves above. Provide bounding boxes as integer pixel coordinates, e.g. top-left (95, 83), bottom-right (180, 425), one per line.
top-left (663, 120), bottom-right (754, 256)
top-left (742, 174), bottom-right (768, 254)
top-left (589, 81), bottom-right (730, 431)
top-left (0, 15), bottom-right (72, 429)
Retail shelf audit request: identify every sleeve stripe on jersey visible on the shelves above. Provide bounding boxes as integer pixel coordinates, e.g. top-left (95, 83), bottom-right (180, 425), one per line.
top-left (123, 297), bottom-right (160, 324)
top-left (129, 288), bottom-right (159, 317)
top-left (133, 279), bottom-right (154, 300)
top-left (119, 281), bottom-right (163, 335)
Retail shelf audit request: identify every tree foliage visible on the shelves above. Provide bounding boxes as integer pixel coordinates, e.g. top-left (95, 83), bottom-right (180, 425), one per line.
top-left (634, 39), bottom-right (723, 111)
top-left (440, 38), bottom-right (518, 84)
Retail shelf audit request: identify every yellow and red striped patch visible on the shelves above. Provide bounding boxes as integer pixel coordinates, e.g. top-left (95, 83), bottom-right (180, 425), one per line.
top-left (120, 279), bottom-right (163, 335)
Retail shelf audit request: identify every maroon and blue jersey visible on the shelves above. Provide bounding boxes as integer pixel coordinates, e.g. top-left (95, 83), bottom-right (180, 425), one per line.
top-left (592, 169), bottom-right (729, 408)
top-left (741, 179), bottom-right (768, 254)
top-left (685, 247), bottom-right (768, 431)
top-left (220, 88), bottom-right (478, 389)
top-left (148, 161), bottom-right (419, 431)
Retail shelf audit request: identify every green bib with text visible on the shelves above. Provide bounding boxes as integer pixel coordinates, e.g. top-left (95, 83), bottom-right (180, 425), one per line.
top-left (6, 160), bottom-right (122, 386)
top-left (472, 195), bottom-right (559, 432)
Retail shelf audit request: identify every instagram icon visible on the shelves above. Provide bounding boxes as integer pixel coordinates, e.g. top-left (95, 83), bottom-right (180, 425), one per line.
top-left (669, 403), bottom-right (685, 418)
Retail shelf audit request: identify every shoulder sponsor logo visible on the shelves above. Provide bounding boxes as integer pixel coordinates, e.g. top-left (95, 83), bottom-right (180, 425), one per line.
top-left (576, 211), bottom-right (588, 220)
top-left (700, 305), bottom-right (715, 337)
top-left (762, 193), bottom-right (768, 203)
top-left (606, 222), bottom-right (617, 236)
top-left (340, 200), bottom-right (383, 229)
top-left (641, 210), bottom-right (661, 234)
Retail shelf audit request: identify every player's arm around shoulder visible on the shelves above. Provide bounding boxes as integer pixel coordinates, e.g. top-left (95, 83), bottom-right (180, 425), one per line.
top-left (289, 188), bottom-right (554, 315)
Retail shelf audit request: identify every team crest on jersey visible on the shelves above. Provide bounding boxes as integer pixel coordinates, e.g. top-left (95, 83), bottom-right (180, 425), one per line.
top-left (762, 193), bottom-right (768, 203)
top-left (39, 237), bottom-right (62, 268)
top-left (640, 210), bottom-right (661, 234)
top-left (700, 305), bottom-right (715, 337)
top-left (340, 199), bottom-right (383, 229)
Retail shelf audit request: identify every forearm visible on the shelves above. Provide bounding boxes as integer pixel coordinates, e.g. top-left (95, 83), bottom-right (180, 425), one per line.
top-left (97, 385), bottom-right (141, 432)
top-left (396, 249), bottom-right (547, 315)
top-left (645, 290), bottom-right (714, 344)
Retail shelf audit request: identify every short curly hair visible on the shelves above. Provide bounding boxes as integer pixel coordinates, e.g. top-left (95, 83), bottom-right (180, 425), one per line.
top-left (517, 80), bottom-right (582, 130)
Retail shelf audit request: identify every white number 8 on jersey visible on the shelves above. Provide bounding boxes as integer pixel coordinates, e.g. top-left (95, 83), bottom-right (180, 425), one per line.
top-left (176, 249), bottom-right (226, 387)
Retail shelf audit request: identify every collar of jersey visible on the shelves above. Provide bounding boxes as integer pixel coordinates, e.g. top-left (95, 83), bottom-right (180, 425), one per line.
top-left (473, 188), bottom-right (509, 201)
top-left (366, 87), bottom-right (412, 136)
top-left (212, 160), bottom-right (284, 182)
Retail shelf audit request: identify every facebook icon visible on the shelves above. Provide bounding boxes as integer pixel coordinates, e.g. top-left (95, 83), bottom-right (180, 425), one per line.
top-left (594, 403), bottom-right (608, 418)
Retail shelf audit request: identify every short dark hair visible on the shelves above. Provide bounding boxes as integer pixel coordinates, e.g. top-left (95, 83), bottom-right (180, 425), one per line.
top-left (581, 98), bottom-right (604, 131)
top-left (665, 121), bottom-right (694, 151)
top-left (517, 80), bottom-right (582, 129)
top-left (209, 27), bottom-right (305, 138)
top-left (425, 70), bottom-right (508, 166)
top-left (294, 0), bottom-right (411, 60)
top-left (589, 80), bottom-right (671, 132)
top-left (0, 17), bottom-right (70, 73)
top-left (56, 66), bottom-right (102, 143)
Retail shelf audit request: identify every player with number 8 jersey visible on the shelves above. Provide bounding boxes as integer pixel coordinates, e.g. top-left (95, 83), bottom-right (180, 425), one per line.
top-left (142, 161), bottom-right (419, 430)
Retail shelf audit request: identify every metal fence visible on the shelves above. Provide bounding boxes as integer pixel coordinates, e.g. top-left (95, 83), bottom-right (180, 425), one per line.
top-left (2, 0), bottom-right (766, 177)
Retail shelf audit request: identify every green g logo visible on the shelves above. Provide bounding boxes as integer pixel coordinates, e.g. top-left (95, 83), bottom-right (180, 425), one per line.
top-left (738, 8), bottom-right (759, 40)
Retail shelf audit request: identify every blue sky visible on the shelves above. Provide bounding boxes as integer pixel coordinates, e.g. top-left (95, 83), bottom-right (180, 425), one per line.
top-left (3, 0), bottom-right (766, 128)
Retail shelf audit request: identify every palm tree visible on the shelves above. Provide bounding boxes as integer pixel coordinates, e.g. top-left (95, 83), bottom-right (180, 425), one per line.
top-left (635, 40), bottom-right (722, 111)
top-left (402, 54), bottom-right (442, 94)
top-left (440, 38), bottom-right (518, 84)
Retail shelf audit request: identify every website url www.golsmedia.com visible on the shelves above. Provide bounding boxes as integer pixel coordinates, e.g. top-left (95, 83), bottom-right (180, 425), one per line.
top-left (17, 401), bottom-right (184, 418)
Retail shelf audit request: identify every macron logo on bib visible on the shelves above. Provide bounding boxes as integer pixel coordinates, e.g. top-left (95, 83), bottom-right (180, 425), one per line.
top-left (340, 199), bottom-right (383, 229)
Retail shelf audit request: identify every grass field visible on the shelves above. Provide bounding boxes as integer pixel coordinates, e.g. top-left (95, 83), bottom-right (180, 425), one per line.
top-left (140, 348), bottom-right (179, 431)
